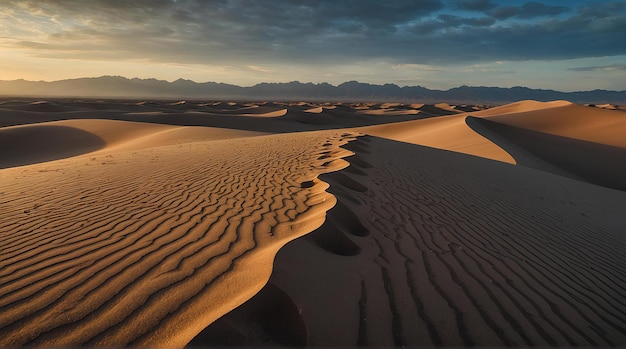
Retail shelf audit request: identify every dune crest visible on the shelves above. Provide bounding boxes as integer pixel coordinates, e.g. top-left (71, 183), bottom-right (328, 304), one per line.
top-left (358, 100), bottom-right (626, 188)
top-left (472, 100), bottom-right (573, 116)
top-left (474, 102), bottom-right (626, 148)
top-left (196, 134), bottom-right (626, 347)
top-left (304, 106), bottom-right (324, 113)
top-left (238, 108), bottom-right (288, 117)
top-left (357, 108), bottom-right (420, 116)
top-left (359, 114), bottom-right (516, 163)
top-left (0, 126), bottom-right (360, 347)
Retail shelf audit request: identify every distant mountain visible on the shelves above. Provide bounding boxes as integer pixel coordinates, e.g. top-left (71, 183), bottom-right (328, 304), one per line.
top-left (0, 76), bottom-right (624, 104)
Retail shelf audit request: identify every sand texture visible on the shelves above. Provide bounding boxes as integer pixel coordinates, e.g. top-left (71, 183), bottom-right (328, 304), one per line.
top-left (0, 99), bottom-right (625, 347)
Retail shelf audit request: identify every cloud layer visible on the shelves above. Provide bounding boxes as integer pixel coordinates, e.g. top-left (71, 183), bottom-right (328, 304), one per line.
top-left (2, 0), bottom-right (625, 66)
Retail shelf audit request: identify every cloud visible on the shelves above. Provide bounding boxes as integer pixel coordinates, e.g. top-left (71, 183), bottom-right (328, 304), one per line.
top-left (577, 1), bottom-right (626, 17)
top-left (392, 63), bottom-right (443, 72)
top-left (409, 14), bottom-right (495, 34)
top-left (0, 0), bottom-right (624, 68)
top-left (568, 64), bottom-right (626, 72)
top-left (453, 0), bottom-right (497, 12)
top-left (246, 65), bottom-right (274, 74)
top-left (488, 2), bottom-right (570, 19)
top-left (517, 2), bottom-right (570, 18)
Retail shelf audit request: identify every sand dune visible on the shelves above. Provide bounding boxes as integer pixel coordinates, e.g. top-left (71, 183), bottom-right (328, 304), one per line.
top-left (357, 108), bottom-right (420, 116)
top-left (0, 100), bottom-right (458, 132)
top-left (253, 136), bottom-right (626, 347)
top-left (590, 103), bottom-right (617, 110)
top-left (359, 113), bottom-right (516, 163)
top-left (0, 123), bottom-right (105, 168)
top-left (359, 100), bottom-right (626, 185)
top-left (16, 101), bottom-right (79, 113)
top-left (304, 106), bottom-right (324, 113)
top-left (379, 102), bottom-right (401, 109)
top-left (0, 99), bottom-right (624, 347)
top-left (0, 119), bottom-right (266, 168)
top-left (196, 134), bottom-right (626, 346)
top-left (0, 119), bottom-right (359, 346)
top-left (434, 102), bottom-right (460, 113)
top-left (237, 108), bottom-right (288, 117)
top-left (464, 101), bottom-right (626, 190)
top-left (472, 99), bottom-right (573, 116)
top-left (473, 101), bottom-right (626, 148)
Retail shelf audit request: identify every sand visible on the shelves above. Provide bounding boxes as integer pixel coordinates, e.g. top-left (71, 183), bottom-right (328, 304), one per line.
top-left (0, 99), bottom-right (624, 347)
top-left (359, 113), bottom-right (516, 163)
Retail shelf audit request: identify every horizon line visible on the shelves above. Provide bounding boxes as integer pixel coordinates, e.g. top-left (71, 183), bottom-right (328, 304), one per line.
top-left (2, 75), bottom-right (624, 93)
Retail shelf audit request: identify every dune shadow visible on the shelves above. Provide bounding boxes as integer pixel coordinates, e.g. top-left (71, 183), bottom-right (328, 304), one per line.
top-left (304, 217), bottom-right (362, 256)
top-left (0, 125), bottom-right (105, 169)
top-left (466, 116), bottom-right (626, 191)
top-left (186, 283), bottom-right (308, 347)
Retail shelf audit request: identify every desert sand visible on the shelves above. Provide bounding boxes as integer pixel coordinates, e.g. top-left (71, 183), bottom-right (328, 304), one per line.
top-left (0, 99), bottom-right (624, 347)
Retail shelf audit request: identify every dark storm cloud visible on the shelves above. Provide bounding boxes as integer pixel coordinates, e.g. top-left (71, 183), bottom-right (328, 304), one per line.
top-left (488, 2), bottom-right (570, 19)
top-left (577, 1), bottom-right (626, 17)
top-left (3, 0), bottom-right (625, 66)
top-left (453, 0), bottom-right (497, 12)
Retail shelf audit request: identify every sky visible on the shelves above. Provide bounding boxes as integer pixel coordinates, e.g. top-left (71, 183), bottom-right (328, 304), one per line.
top-left (0, 0), bottom-right (625, 91)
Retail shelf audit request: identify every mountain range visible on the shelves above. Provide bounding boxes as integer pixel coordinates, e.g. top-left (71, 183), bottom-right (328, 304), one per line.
top-left (1, 76), bottom-right (624, 104)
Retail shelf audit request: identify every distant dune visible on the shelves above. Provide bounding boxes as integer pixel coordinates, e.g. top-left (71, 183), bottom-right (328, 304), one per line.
top-left (0, 99), bottom-right (624, 347)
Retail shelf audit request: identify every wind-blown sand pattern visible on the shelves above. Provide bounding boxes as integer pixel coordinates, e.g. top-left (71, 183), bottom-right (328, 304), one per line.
top-left (1, 99), bottom-right (625, 347)
top-left (248, 136), bottom-right (625, 346)
top-left (0, 118), bottom-right (358, 346)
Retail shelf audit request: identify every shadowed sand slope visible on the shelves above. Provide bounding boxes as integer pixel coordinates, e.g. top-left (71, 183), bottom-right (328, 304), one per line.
top-left (198, 136), bottom-right (626, 347)
top-left (472, 101), bottom-right (626, 148)
top-left (0, 126), bottom-right (360, 347)
top-left (0, 124), bottom-right (105, 168)
top-left (0, 119), bottom-right (266, 169)
top-left (468, 101), bottom-right (626, 190)
top-left (468, 117), bottom-right (626, 190)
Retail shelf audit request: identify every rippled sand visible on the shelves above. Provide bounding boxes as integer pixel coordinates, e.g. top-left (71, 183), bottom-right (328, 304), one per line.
top-left (0, 99), bottom-right (624, 347)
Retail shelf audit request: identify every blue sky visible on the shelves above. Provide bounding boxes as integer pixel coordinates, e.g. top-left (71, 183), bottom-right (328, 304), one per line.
top-left (0, 0), bottom-right (625, 91)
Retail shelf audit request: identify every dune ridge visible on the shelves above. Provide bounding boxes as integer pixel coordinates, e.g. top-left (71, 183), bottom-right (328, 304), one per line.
top-left (468, 116), bottom-right (626, 190)
top-left (473, 102), bottom-right (626, 148)
top-left (358, 113), bottom-right (516, 163)
top-left (199, 135), bottom-right (626, 346)
top-left (0, 124), bottom-right (360, 347)
top-left (466, 101), bottom-right (626, 190)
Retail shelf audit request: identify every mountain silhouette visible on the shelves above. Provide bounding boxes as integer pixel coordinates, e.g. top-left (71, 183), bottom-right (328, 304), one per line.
top-left (0, 76), bottom-right (624, 104)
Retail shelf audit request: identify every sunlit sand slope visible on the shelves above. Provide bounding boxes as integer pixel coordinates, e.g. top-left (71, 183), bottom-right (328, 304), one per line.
top-left (0, 124), bottom-right (358, 347)
top-left (358, 114), bottom-right (515, 163)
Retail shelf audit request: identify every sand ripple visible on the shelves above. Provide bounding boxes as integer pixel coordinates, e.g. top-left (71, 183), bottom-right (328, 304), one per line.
top-left (236, 135), bottom-right (626, 347)
top-left (0, 130), bottom-right (358, 347)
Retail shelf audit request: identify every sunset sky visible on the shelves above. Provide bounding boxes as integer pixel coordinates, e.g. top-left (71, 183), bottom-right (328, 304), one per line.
top-left (1, 0), bottom-right (625, 91)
